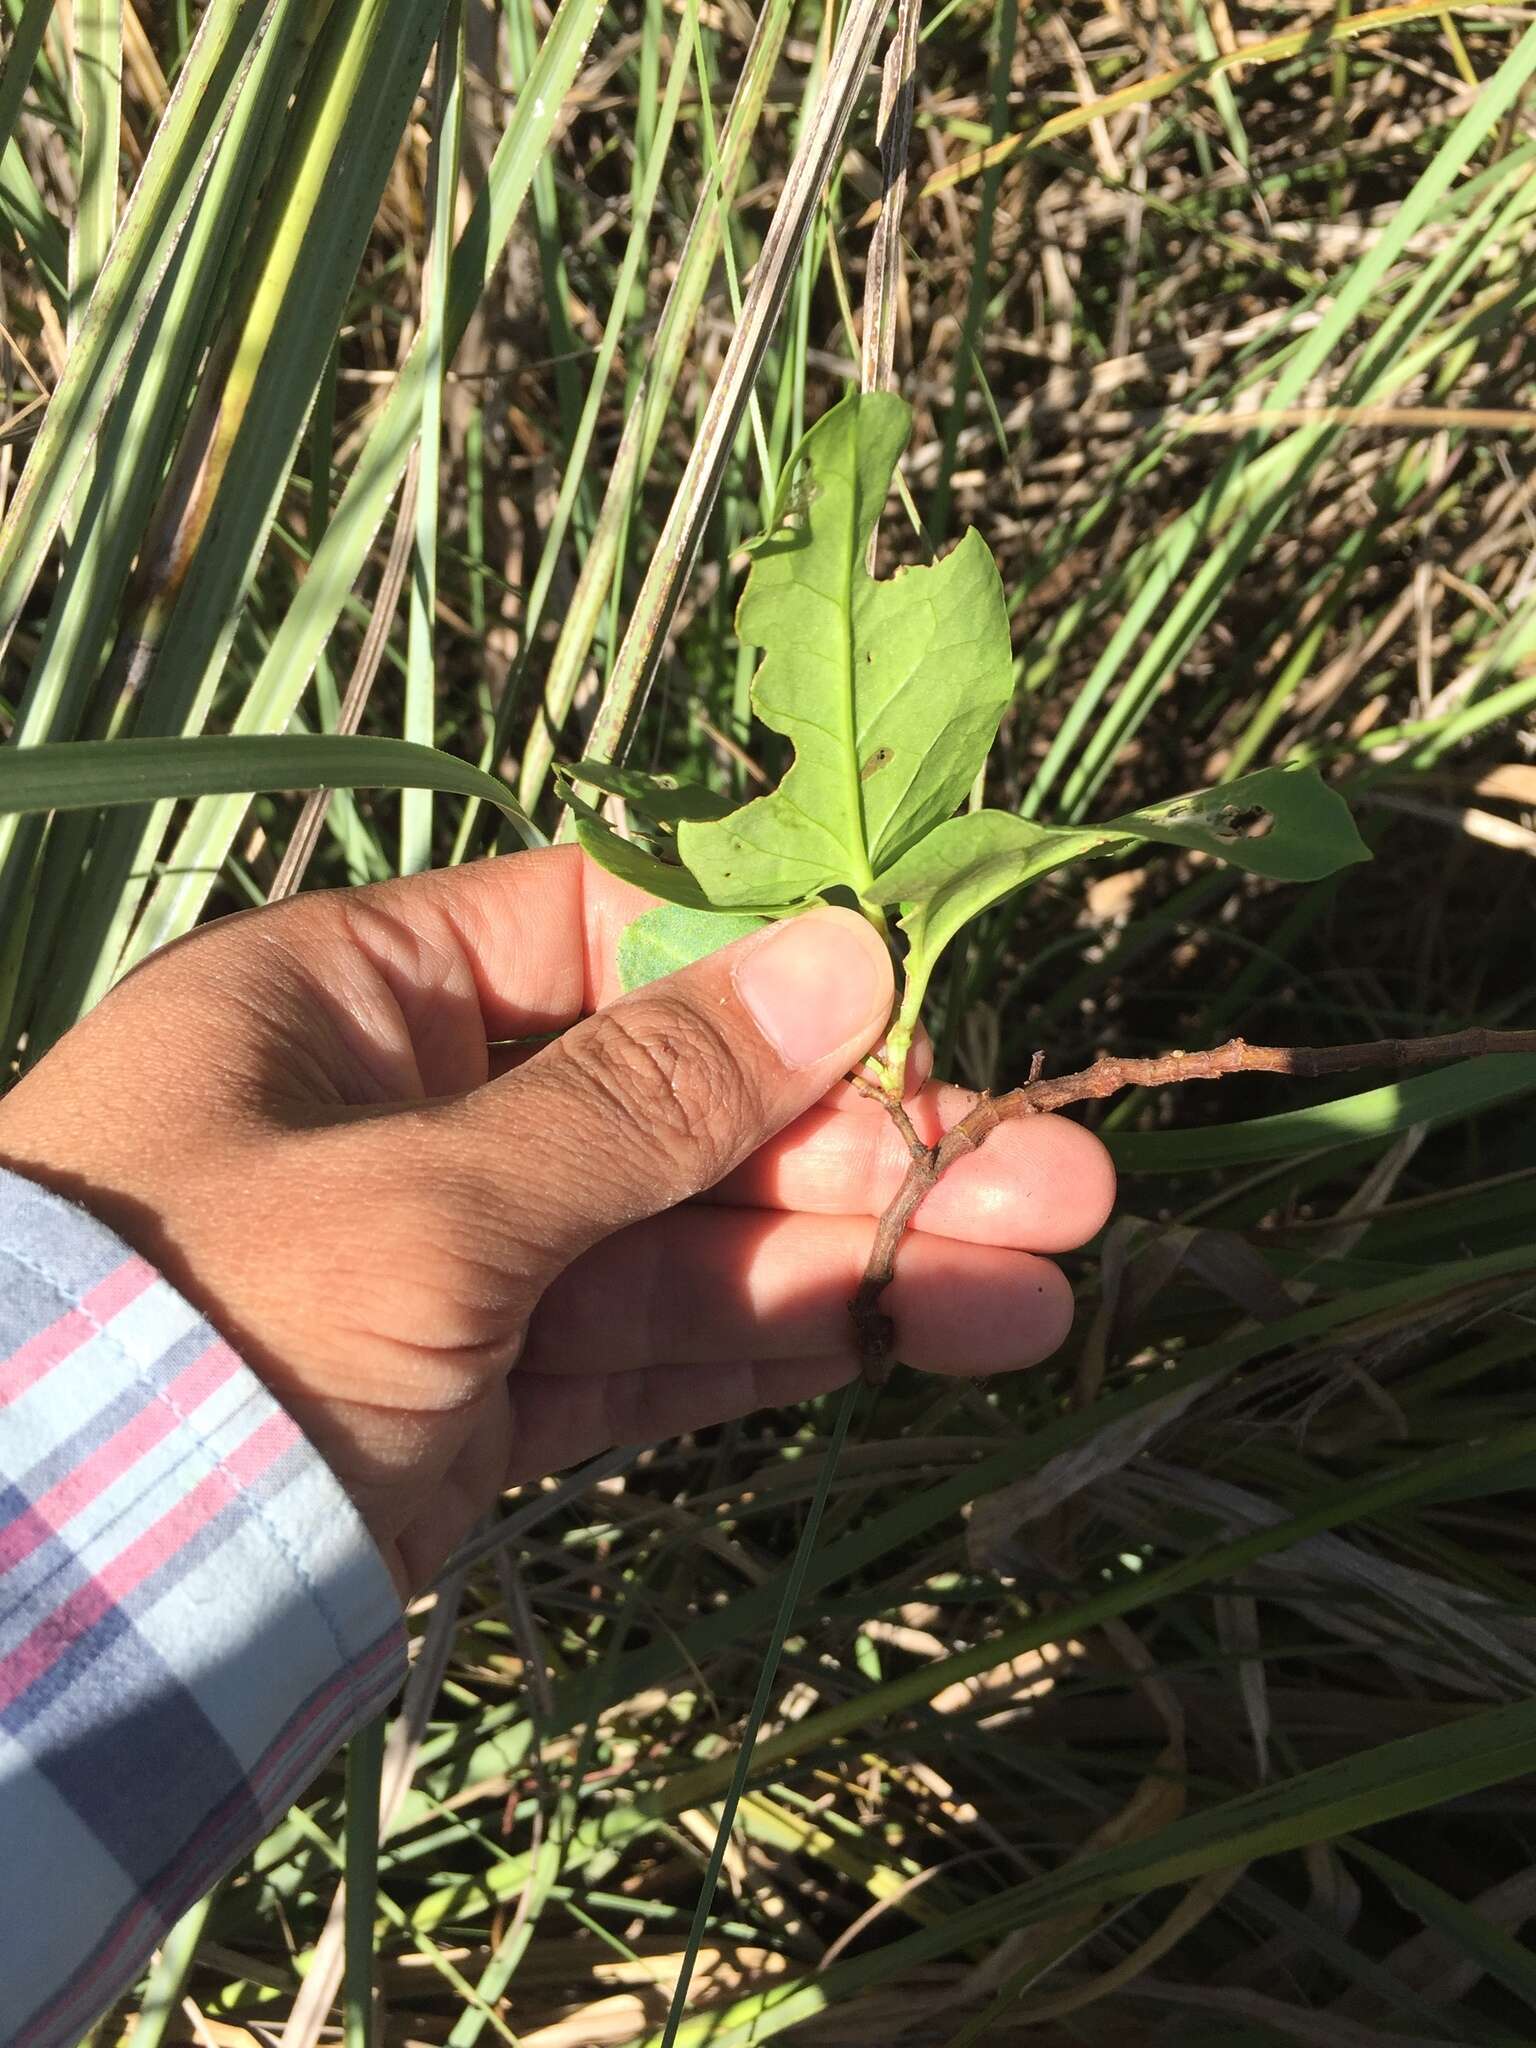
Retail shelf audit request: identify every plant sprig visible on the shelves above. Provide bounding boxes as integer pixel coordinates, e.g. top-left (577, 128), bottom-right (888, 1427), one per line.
top-left (573, 389), bottom-right (1371, 1095)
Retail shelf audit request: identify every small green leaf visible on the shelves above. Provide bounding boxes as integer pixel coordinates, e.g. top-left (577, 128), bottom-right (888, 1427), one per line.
top-left (867, 809), bottom-right (1099, 912)
top-left (879, 767), bottom-right (1370, 1063)
top-left (617, 903), bottom-right (767, 991)
top-left (559, 759), bottom-right (736, 827)
top-left (574, 814), bottom-right (721, 909)
top-left (1107, 765), bottom-right (1372, 881)
top-left (677, 390), bottom-right (1013, 909)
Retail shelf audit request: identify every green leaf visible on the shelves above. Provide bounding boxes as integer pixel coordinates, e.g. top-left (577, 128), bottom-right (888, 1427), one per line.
top-left (0, 734), bottom-right (542, 844)
top-left (617, 903), bottom-right (768, 991)
top-left (577, 812), bottom-right (803, 916)
top-left (876, 767), bottom-right (1369, 1059)
top-left (868, 808), bottom-right (1098, 913)
top-left (1346, 1842), bottom-right (1536, 2016)
top-left (574, 814), bottom-right (733, 910)
top-left (676, 389), bottom-right (1013, 908)
top-left (559, 760), bottom-right (737, 827)
top-left (1108, 765), bottom-right (1372, 880)
top-left (1107, 1054), bottom-right (1536, 1172)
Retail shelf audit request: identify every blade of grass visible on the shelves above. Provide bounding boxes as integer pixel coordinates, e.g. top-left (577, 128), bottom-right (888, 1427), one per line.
top-left (0, 0), bottom-right (280, 660)
top-left (401, 0), bottom-right (466, 878)
top-left (0, 130), bottom-right (69, 325)
top-left (411, 1363), bottom-right (1536, 1930)
top-left (573, 0), bottom-right (889, 779)
top-left (860, 0), bottom-right (920, 404)
top-left (511, 0), bottom-right (795, 814)
top-left (446, 0), bottom-right (702, 853)
top-left (928, 0), bottom-right (1015, 545)
top-left (343, 1714), bottom-right (386, 2048)
top-left (1347, 1842), bottom-right (1536, 2015)
top-left (0, 0), bottom-right (324, 1052)
top-left (271, 451), bottom-right (423, 901)
top-left (69, 0), bottom-right (124, 346)
top-left (127, 1891), bottom-right (219, 2048)
top-left (49, 0), bottom-right (444, 1029)
top-left (0, 732), bottom-right (541, 834)
top-left (911, 0), bottom-right (1487, 208)
top-left (1106, 1053), bottom-right (1536, 1171)
top-left (116, 0), bottom-right (608, 967)
top-left (0, 0), bottom-right (55, 161)
top-left (1023, 40), bottom-right (1536, 820)
top-left (671, 1689), bottom-right (1536, 2045)
top-left (658, 1380), bottom-right (861, 2046)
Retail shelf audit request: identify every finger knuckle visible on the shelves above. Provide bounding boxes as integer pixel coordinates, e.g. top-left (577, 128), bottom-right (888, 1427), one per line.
top-left (575, 1000), bottom-right (751, 1183)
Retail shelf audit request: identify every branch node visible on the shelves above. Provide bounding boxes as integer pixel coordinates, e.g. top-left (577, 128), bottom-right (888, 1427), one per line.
top-left (849, 1025), bottom-right (1536, 1391)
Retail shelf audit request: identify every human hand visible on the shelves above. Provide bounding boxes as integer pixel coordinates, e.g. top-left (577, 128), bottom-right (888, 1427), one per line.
top-left (0, 851), bottom-right (1115, 1596)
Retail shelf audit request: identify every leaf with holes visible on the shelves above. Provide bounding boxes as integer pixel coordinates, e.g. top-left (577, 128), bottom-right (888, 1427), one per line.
top-left (872, 767), bottom-right (1370, 1070)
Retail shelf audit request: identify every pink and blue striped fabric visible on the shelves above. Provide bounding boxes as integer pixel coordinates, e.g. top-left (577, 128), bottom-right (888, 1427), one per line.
top-left (0, 1167), bottom-right (403, 2047)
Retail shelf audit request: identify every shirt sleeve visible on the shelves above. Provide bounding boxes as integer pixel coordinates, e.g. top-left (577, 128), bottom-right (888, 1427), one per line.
top-left (0, 1166), bottom-right (405, 2048)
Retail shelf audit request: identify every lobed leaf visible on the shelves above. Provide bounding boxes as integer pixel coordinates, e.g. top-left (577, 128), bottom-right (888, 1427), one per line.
top-left (676, 390), bottom-right (1013, 908)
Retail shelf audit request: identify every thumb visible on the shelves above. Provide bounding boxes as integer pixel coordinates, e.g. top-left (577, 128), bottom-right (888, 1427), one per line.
top-left (456, 906), bottom-right (895, 1274)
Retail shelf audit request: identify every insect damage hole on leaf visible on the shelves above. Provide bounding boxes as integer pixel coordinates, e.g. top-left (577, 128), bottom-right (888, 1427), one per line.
top-left (1216, 803), bottom-right (1275, 841)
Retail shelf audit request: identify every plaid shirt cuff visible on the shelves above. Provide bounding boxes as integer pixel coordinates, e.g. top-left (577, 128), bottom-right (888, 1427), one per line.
top-left (0, 1166), bottom-right (404, 2048)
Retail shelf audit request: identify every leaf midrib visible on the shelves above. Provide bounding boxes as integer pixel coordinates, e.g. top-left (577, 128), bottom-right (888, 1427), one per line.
top-left (839, 466), bottom-right (876, 898)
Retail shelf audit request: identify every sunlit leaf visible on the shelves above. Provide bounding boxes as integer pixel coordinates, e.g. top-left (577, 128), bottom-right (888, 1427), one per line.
top-left (874, 768), bottom-right (1370, 1061)
top-left (0, 734), bottom-right (541, 844)
top-left (676, 390), bottom-right (1013, 908)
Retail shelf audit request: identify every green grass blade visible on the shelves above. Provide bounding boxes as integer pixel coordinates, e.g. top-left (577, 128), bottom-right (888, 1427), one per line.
top-left (1021, 34), bottom-right (1536, 820)
top-left (401, 0), bottom-right (466, 877)
top-left (128, 1891), bottom-right (218, 2048)
top-left (0, 0), bottom-right (54, 160)
top-left (53, 0), bottom-right (443, 1024)
top-left (1107, 1054), bottom-right (1536, 1171)
top-left (1347, 1842), bottom-right (1536, 2016)
top-left (0, 733), bottom-right (540, 836)
top-left (445, 0), bottom-right (698, 860)
top-left (575, 0), bottom-right (890, 777)
top-left (1, 0), bottom-right (309, 765)
top-left (659, 1381), bottom-right (861, 2045)
top-left (514, 0), bottom-right (794, 812)
top-left (115, 0), bottom-right (607, 967)
top-left (0, 131), bottom-right (68, 311)
top-left (0, 0), bottom-right (276, 658)
top-left (114, 0), bottom-right (442, 732)
top-left (412, 1383), bottom-right (1536, 1935)
top-left (679, 1692), bottom-right (1536, 2045)
top-left (343, 1714), bottom-right (386, 2048)
top-left (69, 0), bottom-right (123, 345)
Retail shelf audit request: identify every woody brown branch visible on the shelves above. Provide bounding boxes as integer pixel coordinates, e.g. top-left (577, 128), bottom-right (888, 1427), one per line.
top-left (851, 1027), bottom-right (1536, 1386)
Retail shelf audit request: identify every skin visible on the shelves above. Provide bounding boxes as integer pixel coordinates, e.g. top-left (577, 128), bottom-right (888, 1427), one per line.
top-left (0, 848), bottom-right (1115, 1596)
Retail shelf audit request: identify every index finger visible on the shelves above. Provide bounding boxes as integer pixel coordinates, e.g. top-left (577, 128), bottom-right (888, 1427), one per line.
top-left (711, 1081), bottom-right (1117, 1254)
top-left (341, 844), bottom-right (661, 1044)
